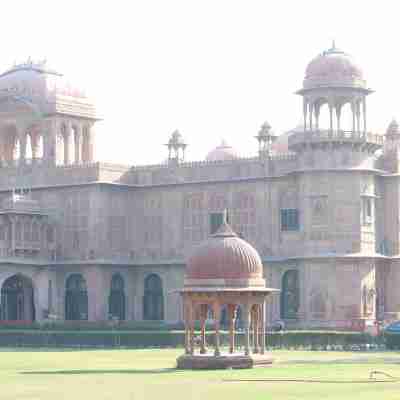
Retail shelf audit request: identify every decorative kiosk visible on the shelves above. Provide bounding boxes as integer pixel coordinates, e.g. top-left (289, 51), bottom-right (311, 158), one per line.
top-left (177, 215), bottom-right (279, 369)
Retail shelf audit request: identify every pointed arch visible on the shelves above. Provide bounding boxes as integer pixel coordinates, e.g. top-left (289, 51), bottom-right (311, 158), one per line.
top-left (65, 274), bottom-right (88, 320)
top-left (280, 269), bottom-right (299, 319)
top-left (109, 273), bottom-right (126, 321)
top-left (0, 274), bottom-right (35, 321)
top-left (143, 274), bottom-right (164, 320)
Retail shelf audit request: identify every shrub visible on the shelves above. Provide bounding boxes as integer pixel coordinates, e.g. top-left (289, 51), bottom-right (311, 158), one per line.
top-left (0, 329), bottom-right (384, 349)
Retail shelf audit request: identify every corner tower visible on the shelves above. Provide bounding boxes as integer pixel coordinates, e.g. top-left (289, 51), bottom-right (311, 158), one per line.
top-left (289, 43), bottom-right (382, 169)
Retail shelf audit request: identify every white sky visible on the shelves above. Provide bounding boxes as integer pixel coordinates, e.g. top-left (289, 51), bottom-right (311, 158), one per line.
top-left (1, 0), bottom-right (400, 165)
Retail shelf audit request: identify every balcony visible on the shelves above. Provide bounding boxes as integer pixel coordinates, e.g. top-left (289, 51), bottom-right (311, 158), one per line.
top-left (288, 129), bottom-right (383, 152)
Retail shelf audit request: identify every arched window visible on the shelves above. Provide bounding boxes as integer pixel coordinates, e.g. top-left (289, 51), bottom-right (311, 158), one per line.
top-left (143, 274), bottom-right (164, 320)
top-left (280, 270), bottom-right (299, 319)
top-left (109, 273), bottom-right (125, 321)
top-left (1, 274), bottom-right (35, 321)
top-left (65, 274), bottom-right (88, 320)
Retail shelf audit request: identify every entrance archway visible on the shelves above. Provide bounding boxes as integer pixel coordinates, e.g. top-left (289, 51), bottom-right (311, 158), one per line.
top-left (0, 274), bottom-right (35, 321)
top-left (65, 274), bottom-right (88, 320)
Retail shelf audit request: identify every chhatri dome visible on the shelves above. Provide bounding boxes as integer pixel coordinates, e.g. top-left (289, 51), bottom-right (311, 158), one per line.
top-left (177, 213), bottom-right (278, 369)
top-left (206, 139), bottom-right (239, 162)
top-left (303, 41), bottom-right (366, 90)
top-left (0, 58), bottom-right (95, 121)
top-left (185, 219), bottom-right (265, 287)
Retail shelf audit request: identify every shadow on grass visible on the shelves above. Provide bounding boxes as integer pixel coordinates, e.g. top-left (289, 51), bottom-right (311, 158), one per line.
top-left (21, 368), bottom-right (180, 375)
top-left (280, 358), bottom-right (400, 365)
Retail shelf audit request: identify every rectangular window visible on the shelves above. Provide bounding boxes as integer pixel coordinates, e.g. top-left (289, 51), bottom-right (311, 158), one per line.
top-left (280, 209), bottom-right (299, 231)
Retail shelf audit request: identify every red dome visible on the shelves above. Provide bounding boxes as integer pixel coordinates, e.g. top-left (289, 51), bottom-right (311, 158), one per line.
top-left (303, 45), bottom-right (365, 90)
top-left (185, 222), bottom-right (265, 288)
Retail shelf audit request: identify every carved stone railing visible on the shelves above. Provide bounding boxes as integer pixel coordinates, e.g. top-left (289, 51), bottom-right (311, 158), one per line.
top-left (288, 129), bottom-right (384, 151)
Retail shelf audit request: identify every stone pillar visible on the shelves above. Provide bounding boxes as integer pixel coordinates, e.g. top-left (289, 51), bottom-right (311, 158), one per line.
top-left (228, 304), bottom-right (236, 354)
top-left (213, 301), bottom-right (221, 356)
top-left (86, 267), bottom-right (108, 321)
top-left (356, 102), bottom-right (361, 134)
top-left (183, 296), bottom-right (190, 355)
top-left (199, 304), bottom-right (208, 354)
top-left (63, 122), bottom-right (72, 165)
top-left (362, 98), bottom-right (367, 134)
top-left (16, 124), bottom-right (27, 165)
top-left (308, 103), bottom-right (313, 131)
top-left (243, 303), bottom-right (251, 356)
top-left (329, 103), bottom-right (333, 133)
top-left (87, 123), bottom-right (95, 162)
top-left (336, 104), bottom-right (341, 132)
top-left (74, 125), bottom-right (83, 164)
top-left (189, 302), bottom-right (195, 356)
top-left (41, 119), bottom-right (57, 165)
top-left (351, 101), bottom-right (356, 133)
top-left (303, 99), bottom-right (308, 131)
top-left (9, 215), bottom-right (16, 256)
top-left (252, 305), bottom-right (259, 354)
top-left (314, 104), bottom-right (320, 131)
top-left (260, 300), bottom-right (266, 354)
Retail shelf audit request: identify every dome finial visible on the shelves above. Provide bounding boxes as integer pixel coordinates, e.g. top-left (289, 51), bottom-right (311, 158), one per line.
top-left (332, 39), bottom-right (336, 49)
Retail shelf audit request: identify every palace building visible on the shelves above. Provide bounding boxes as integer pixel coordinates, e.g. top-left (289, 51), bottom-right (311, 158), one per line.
top-left (0, 44), bottom-right (399, 329)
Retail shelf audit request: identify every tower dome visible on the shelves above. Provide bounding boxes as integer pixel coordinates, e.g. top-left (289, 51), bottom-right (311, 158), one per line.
top-left (185, 219), bottom-right (265, 289)
top-left (303, 42), bottom-right (366, 90)
top-left (206, 140), bottom-right (238, 162)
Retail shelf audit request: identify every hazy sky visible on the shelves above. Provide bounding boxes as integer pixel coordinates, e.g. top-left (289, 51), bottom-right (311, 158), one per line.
top-left (2, 1), bottom-right (400, 165)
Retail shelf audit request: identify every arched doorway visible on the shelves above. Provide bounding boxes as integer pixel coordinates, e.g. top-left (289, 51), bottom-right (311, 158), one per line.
top-left (280, 270), bottom-right (299, 319)
top-left (143, 274), bottom-right (164, 320)
top-left (0, 275), bottom-right (35, 321)
top-left (65, 274), bottom-right (88, 320)
top-left (109, 274), bottom-right (125, 321)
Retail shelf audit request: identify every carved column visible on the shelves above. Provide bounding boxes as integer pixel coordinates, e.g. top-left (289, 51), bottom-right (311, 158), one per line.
top-left (183, 296), bottom-right (190, 355)
top-left (16, 123), bottom-right (27, 165)
top-left (9, 215), bottom-right (16, 256)
top-left (351, 101), bottom-right (356, 133)
top-left (227, 304), bottom-right (236, 354)
top-left (336, 104), bottom-right (341, 132)
top-left (199, 304), bottom-right (208, 354)
top-left (213, 301), bottom-right (221, 356)
top-left (303, 99), bottom-right (308, 131)
top-left (74, 125), bottom-right (83, 164)
top-left (252, 305), bottom-right (259, 354)
top-left (362, 97), bottom-right (367, 134)
top-left (260, 300), bottom-right (266, 354)
top-left (86, 123), bottom-right (95, 162)
top-left (308, 102), bottom-right (313, 131)
top-left (356, 101), bottom-right (361, 134)
top-left (63, 121), bottom-right (72, 165)
top-left (329, 103), bottom-right (333, 133)
top-left (41, 119), bottom-right (56, 165)
top-left (243, 303), bottom-right (251, 356)
top-left (190, 303), bottom-right (195, 356)
top-left (314, 104), bottom-right (320, 131)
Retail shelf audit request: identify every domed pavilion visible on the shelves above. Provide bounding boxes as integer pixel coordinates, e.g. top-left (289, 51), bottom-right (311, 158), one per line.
top-left (177, 213), bottom-right (279, 369)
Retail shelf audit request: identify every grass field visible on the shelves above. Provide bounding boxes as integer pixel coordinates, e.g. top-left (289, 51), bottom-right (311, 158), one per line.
top-left (1, 348), bottom-right (400, 400)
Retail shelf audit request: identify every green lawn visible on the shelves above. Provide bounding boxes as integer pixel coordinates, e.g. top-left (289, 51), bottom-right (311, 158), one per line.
top-left (1, 348), bottom-right (400, 400)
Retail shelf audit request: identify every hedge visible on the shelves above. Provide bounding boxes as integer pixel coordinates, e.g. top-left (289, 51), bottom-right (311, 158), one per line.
top-left (383, 332), bottom-right (400, 349)
top-left (0, 330), bottom-right (384, 349)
